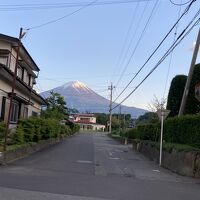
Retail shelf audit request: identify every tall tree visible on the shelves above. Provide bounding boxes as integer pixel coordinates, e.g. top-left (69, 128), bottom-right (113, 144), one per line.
top-left (185, 63), bottom-right (200, 114)
top-left (167, 75), bottom-right (187, 117)
top-left (42, 91), bottom-right (68, 120)
top-left (167, 64), bottom-right (200, 116)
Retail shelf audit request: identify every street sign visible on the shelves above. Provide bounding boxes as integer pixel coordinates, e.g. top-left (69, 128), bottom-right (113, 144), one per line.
top-left (156, 109), bottom-right (170, 166)
top-left (156, 109), bottom-right (170, 121)
top-left (195, 82), bottom-right (200, 102)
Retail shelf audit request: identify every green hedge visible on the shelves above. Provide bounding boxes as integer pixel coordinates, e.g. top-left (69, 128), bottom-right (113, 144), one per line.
top-left (127, 113), bottom-right (200, 148)
top-left (12, 118), bottom-right (78, 145)
top-left (126, 123), bottom-right (160, 141)
top-left (0, 122), bottom-right (6, 141)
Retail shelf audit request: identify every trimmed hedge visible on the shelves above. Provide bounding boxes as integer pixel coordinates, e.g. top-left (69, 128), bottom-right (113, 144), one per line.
top-left (12, 118), bottom-right (79, 145)
top-left (126, 113), bottom-right (200, 148)
top-left (0, 122), bottom-right (6, 141)
top-left (126, 123), bottom-right (160, 141)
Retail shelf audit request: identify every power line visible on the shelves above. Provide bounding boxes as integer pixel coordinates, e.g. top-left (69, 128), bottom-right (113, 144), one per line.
top-left (113, 0), bottom-right (196, 103)
top-left (0, 0), bottom-right (153, 11)
top-left (113, 0), bottom-right (149, 85)
top-left (111, 12), bottom-right (200, 111)
top-left (163, 0), bottom-right (183, 98)
top-left (169, 0), bottom-right (193, 6)
top-left (26, 0), bottom-right (98, 30)
top-left (114, 0), bottom-right (159, 89)
top-left (111, 1), bottom-right (140, 82)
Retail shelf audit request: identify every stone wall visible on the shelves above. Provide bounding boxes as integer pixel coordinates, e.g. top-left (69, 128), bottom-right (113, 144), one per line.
top-left (132, 140), bottom-right (200, 178)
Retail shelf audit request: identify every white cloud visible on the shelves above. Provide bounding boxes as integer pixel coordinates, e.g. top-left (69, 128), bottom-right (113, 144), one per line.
top-left (189, 42), bottom-right (200, 54)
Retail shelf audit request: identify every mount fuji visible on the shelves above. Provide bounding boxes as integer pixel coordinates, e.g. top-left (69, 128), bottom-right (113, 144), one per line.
top-left (40, 81), bottom-right (146, 117)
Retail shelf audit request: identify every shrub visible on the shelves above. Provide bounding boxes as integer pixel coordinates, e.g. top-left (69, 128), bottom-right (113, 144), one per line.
top-left (128, 113), bottom-right (200, 148)
top-left (12, 124), bottom-right (24, 144)
top-left (127, 123), bottom-right (159, 141)
top-left (0, 122), bottom-right (6, 140)
top-left (13, 117), bottom-right (79, 145)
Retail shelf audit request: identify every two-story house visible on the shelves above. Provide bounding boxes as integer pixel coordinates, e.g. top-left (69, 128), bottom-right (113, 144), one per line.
top-left (0, 33), bottom-right (46, 127)
top-left (69, 114), bottom-right (105, 131)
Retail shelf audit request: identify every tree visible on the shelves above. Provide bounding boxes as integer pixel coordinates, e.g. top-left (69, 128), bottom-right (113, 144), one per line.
top-left (185, 63), bottom-right (200, 114)
top-left (41, 91), bottom-right (68, 120)
top-left (136, 112), bottom-right (159, 125)
top-left (148, 95), bottom-right (167, 112)
top-left (167, 75), bottom-right (187, 117)
top-left (167, 64), bottom-right (200, 116)
top-left (68, 108), bottom-right (79, 114)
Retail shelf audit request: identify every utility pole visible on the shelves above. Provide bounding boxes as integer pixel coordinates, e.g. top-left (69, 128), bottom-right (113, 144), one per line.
top-left (179, 29), bottom-right (200, 116)
top-left (118, 105), bottom-right (121, 133)
top-left (108, 83), bottom-right (114, 133)
top-left (4, 28), bottom-right (24, 152)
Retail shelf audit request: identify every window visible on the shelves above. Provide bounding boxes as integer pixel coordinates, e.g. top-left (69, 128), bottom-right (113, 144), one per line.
top-left (80, 117), bottom-right (90, 122)
top-left (32, 111), bottom-right (38, 117)
top-left (23, 107), bottom-right (28, 118)
top-left (10, 101), bottom-right (19, 123)
top-left (0, 56), bottom-right (8, 66)
top-left (0, 50), bottom-right (9, 67)
top-left (17, 66), bottom-right (23, 79)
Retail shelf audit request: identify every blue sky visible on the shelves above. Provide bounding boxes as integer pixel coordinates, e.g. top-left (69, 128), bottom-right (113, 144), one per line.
top-left (0, 0), bottom-right (199, 111)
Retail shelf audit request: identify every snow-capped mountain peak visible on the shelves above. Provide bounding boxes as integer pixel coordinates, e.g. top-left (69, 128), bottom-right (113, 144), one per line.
top-left (41, 81), bottom-right (147, 117)
top-left (71, 81), bottom-right (89, 90)
top-left (62, 80), bottom-right (90, 91)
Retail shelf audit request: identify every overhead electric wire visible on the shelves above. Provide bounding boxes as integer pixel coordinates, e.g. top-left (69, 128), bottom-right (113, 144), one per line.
top-left (111, 1), bottom-right (140, 82)
top-left (113, 0), bottom-right (149, 85)
top-left (113, 0), bottom-right (196, 103)
top-left (163, 0), bottom-right (183, 98)
top-left (0, 0), bottom-right (153, 11)
top-left (111, 11), bottom-right (200, 111)
top-left (26, 0), bottom-right (98, 30)
top-left (169, 0), bottom-right (192, 6)
top-left (114, 0), bottom-right (159, 89)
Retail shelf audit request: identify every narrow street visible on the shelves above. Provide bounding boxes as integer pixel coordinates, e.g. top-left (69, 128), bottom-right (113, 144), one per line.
top-left (0, 132), bottom-right (199, 200)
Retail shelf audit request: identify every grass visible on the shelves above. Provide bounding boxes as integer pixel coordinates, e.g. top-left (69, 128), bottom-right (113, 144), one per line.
top-left (0, 142), bottom-right (37, 152)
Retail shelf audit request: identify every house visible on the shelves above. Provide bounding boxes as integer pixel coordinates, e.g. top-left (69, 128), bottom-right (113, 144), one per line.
top-left (69, 114), bottom-right (105, 131)
top-left (0, 33), bottom-right (46, 128)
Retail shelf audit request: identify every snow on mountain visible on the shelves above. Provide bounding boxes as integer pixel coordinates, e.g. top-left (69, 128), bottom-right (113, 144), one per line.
top-left (41, 81), bottom-right (147, 117)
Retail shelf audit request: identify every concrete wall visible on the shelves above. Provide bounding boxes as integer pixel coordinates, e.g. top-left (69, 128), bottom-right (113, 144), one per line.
top-left (132, 141), bottom-right (200, 178)
top-left (0, 138), bottom-right (62, 165)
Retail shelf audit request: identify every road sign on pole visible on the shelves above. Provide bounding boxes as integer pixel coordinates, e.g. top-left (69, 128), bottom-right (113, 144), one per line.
top-left (195, 82), bottom-right (200, 102)
top-left (156, 109), bottom-right (170, 167)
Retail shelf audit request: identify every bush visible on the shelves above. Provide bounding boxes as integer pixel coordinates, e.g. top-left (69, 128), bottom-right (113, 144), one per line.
top-left (164, 114), bottom-right (200, 148)
top-left (0, 122), bottom-right (6, 141)
top-left (127, 113), bottom-right (200, 148)
top-left (12, 117), bottom-right (79, 145)
top-left (12, 124), bottom-right (24, 144)
top-left (127, 123), bottom-right (159, 141)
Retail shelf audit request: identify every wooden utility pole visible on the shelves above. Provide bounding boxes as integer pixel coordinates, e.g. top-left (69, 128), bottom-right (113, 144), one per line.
top-left (4, 28), bottom-right (24, 152)
top-left (179, 29), bottom-right (200, 116)
top-left (108, 83), bottom-right (114, 133)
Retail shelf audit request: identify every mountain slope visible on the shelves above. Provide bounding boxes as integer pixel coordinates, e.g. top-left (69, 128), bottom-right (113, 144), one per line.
top-left (41, 81), bottom-right (147, 117)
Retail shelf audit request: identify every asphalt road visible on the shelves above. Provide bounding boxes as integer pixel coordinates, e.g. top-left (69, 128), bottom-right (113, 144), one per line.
top-left (0, 132), bottom-right (199, 200)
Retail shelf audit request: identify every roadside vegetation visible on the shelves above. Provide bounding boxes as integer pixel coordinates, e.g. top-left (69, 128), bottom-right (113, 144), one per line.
top-left (0, 92), bottom-right (79, 152)
top-left (112, 64), bottom-right (200, 152)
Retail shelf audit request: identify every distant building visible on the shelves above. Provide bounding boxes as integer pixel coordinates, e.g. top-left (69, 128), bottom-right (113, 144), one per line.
top-left (0, 33), bottom-right (46, 128)
top-left (69, 114), bottom-right (105, 131)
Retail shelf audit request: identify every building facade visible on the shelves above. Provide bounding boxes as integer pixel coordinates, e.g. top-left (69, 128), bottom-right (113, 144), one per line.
top-left (70, 114), bottom-right (105, 131)
top-left (0, 34), bottom-right (46, 127)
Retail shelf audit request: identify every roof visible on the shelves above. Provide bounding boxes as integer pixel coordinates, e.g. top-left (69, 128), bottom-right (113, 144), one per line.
top-left (0, 63), bottom-right (46, 105)
top-left (0, 33), bottom-right (40, 72)
top-left (72, 114), bottom-right (95, 117)
top-left (74, 120), bottom-right (96, 124)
